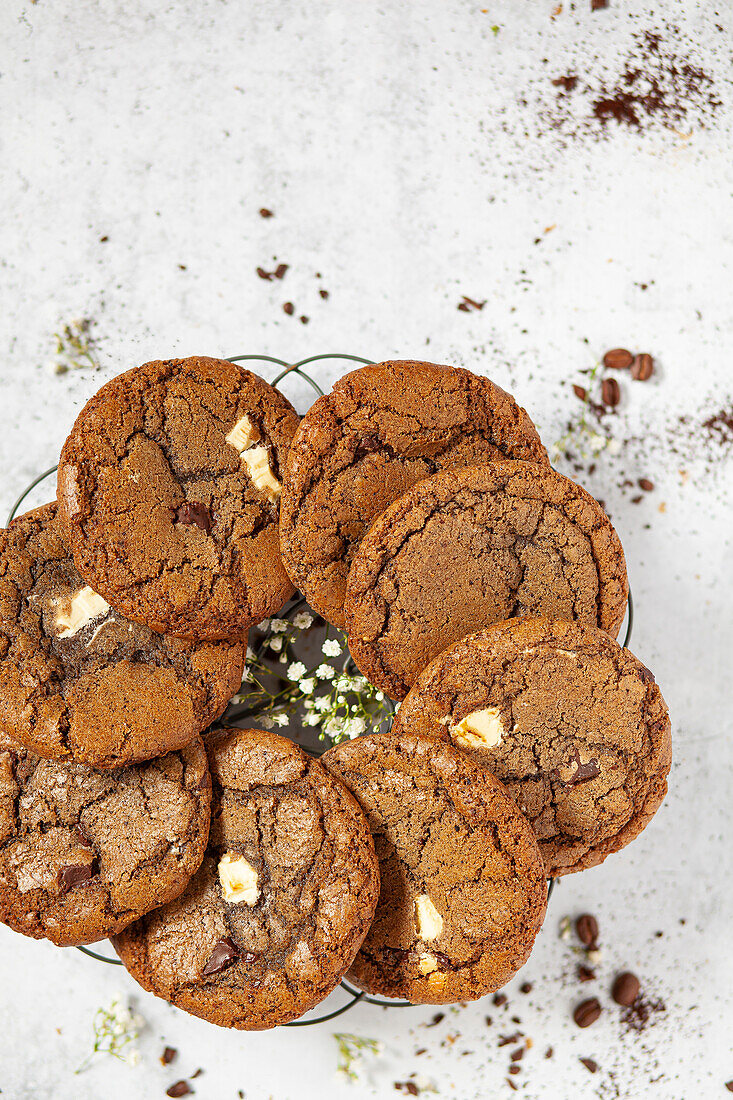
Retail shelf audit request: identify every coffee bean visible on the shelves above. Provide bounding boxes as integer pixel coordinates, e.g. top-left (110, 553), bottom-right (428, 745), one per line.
top-left (576, 913), bottom-right (599, 947)
top-left (573, 997), bottom-right (602, 1028)
top-left (638, 478), bottom-right (654, 491)
top-left (160, 1047), bottom-right (177, 1066)
top-left (572, 384), bottom-right (587, 401)
top-left (166, 1084), bottom-right (192, 1099)
top-left (603, 348), bottom-right (633, 370)
top-left (601, 377), bottom-right (621, 407)
top-left (612, 971), bottom-right (640, 1006)
top-left (631, 353), bottom-right (654, 380)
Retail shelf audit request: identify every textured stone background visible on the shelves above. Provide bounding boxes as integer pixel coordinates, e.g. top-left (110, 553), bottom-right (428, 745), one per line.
top-left (0, 1), bottom-right (731, 1097)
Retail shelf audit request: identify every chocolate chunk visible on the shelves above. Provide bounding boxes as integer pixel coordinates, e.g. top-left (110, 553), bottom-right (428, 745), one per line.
top-left (283, 302), bottom-right (295, 315)
top-left (552, 75), bottom-right (578, 92)
top-left (493, 992), bottom-right (508, 1007)
top-left (259, 208), bottom-right (273, 218)
top-left (545, 1047), bottom-right (554, 1059)
top-left (508, 1065), bottom-right (521, 1075)
top-left (256, 267), bottom-right (274, 281)
top-left (573, 997), bottom-right (602, 1028)
top-left (631, 353), bottom-right (654, 380)
top-left (519, 981), bottom-right (532, 994)
top-left (57, 861), bottom-right (97, 894)
top-left (274, 264), bottom-right (289, 280)
top-left (299, 315), bottom-right (309, 324)
top-left (591, 0), bottom-right (608, 9)
top-left (576, 914), bottom-right (599, 947)
top-left (202, 936), bottom-right (239, 976)
top-left (577, 965), bottom-right (596, 982)
top-left (73, 825), bottom-right (94, 848)
top-left (601, 377), bottom-right (621, 407)
top-left (510, 1047), bottom-right (524, 1061)
top-left (638, 478), bottom-right (654, 491)
top-left (572, 384), bottom-right (587, 401)
top-left (166, 1083), bottom-right (192, 1098)
top-left (161, 1046), bottom-right (177, 1066)
top-left (173, 503), bottom-right (212, 534)
top-left (612, 971), bottom-right (640, 1006)
top-left (602, 348), bottom-right (633, 370)
top-left (580, 1058), bottom-right (598, 1072)
top-left (725, 1083), bottom-right (733, 1093)
top-left (319, 289), bottom-right (329, 299)
top-left (568, 759), bottom-right (600, 784)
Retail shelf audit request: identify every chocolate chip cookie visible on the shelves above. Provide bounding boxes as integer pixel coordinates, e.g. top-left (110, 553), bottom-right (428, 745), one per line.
top-left (0, 731), bottom-right (210, 947)
top-left (113, 728), bottom-right (380, 1029)
top-left (0, 504), bottom-right (245, 768)
top-left (393, 618), bottom-right (671, 876)
top-left (279, 360), bottom-right (548, 627)
top-left (345, 461), bottom-right (628, 699)
top-left (321, 732), bottom-right (547, 1004)
top-left (57, 356), bottom-right (300, 640)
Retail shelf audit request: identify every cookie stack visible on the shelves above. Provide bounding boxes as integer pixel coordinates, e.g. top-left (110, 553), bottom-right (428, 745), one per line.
top-left (0, 355), bottom-right (671, 1029)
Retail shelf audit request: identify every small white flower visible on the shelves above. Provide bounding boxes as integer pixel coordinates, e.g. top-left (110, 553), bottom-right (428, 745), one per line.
top-left (257, 619), bottom-right (270, 633)
top-left (299, 678), bottom-right (316, 696)
top-left (287, 662), bottom-right (307, 681)
top-left (322, 638), bottom-right (342, 657)
top-left (270, 618), bottom-right (289, 633)
top-left (279, 654), bottom-right (287, 664)
top-left (260, 715), bottom-right (275, 728)
top-left (240, 668), bottom-right (253, 684)
top-left (272, 713), bottom-right (290, 727)
top-left (293, 611), bottom-right (314, 629)
top-left (127, 1049), bottom-right (140, 1066)
top-left (268, 636), bottom-right (284, 653)
top-left (324, 718), bottom-right (346, 740)
top-left (314, 695), bottom-right (330, 712)
top-left (316, 663), bottom-right (335, 680)
top-left (375, 692), bottom-right (384, 701)
top-left (246, 646), bottom-right (256, 660)
top-left (304, 713), bottom-right (321, 727)
top-left (344, 717), bottom-right (366, 739)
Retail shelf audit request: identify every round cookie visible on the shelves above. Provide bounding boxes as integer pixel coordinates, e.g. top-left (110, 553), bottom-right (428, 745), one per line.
top-left (345, 461), bottom-right (628, 699)
top-left (393, 619), bottom-right (672, 876)
top-left (321, 732), bottom-right (547, 1004)
top-left (113, 727), bottom-right (380, 1029)
top-left (279, 360), bottom-right (548, 627)
top-left (0, 504), bottom-right (245, 768)
top-left (57, 356), bottom-right (300, 640)
top-left (0, 730), bottom-right (211, 947)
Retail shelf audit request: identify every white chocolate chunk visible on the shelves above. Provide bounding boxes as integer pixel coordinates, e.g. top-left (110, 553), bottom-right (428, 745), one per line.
top-left (54, 587), bottom-right (110, 639)
top-left (418, 952), bottom-right (438, 976)
top-left (225, 415), bottom-right (259, 453)
top-left (450, 706), bottom-right (505, 750)
top-left (218, 853), bottom-right (259, 905)
top-left (240, 445), bottom-right (281, 502)
top-left (415, 894), bottom-right (443, 941)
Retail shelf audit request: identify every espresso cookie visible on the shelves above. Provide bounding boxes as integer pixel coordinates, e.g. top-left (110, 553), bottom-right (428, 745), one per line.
top-left (113, 728), bottom-right (380, 1029)
top-left (0, 505), bottom-right (245, 768)
top-left (394, 619), bottom-right (671, 876)
top-left (345, 461), bottom-right (628, 699)
top-left (0, 731), bottom-right (210, 947)
top-left (280, 360), bottom-right (548, 627)
top-left (57, 356), bottom-right (299, 639)
top-left (321, 732), bottom-right (546, 1004)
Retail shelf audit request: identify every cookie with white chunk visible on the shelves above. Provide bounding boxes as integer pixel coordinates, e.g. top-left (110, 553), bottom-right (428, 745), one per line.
top-left (0, 504), bottom-right (245, 767)
top-left (393, 618), bottom-right (672, 876)
top-left (113, 728), bottom-right (380, 1029)
top-left (321, 732), bottom-right (547, 1004)
top-left (56, 356), bottom-right (299, 639)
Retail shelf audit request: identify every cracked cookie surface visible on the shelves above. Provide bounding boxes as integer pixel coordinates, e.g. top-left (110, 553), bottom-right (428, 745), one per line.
top-left (57, 356), bottom-right (300, 639)
top-left (394, 618), bottom-right (672, 876)
top-left (344, 461), bottom-right (628, 699)
top-left (0, 730), bottom-right (210, 947)
top-left (321, 732), bottom-right (547, 1004)
top-left (280, 360), bottom-right (548, 627)
top-left (113, 727), bottom-right (380, 1029)
top-left (0, 504), bottom-right (245, 768)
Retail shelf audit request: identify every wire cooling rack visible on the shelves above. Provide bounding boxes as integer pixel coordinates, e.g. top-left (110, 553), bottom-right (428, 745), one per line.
top-left (7, 352), bottom-right (633, 1027)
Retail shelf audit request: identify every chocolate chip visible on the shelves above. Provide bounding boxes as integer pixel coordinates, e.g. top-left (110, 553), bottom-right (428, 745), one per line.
top-left (631, 353), bottom-right (654, 380)
top-left (573, 997), bottom-right (602, 1028)
top-left (202, 936), bottom-right (239, 976)
top-left (274, 263), bottom-right (289, 280)
top-left (166, 1083), bottom-right (192, 1098)
top-left (173, 502), bottom-right (212, 533)
top-left (569, 759), bottom-right (600, 784)
top-left (638, 478), bottom-right (654, 491)
top-left (57, 861), bottom-right (97, 894)
top-left (580, 1058), bottom-right (598, 1073)
top-left (612, 971), bottom-right (640, 1006)
top-left (73, 825), bottom-right (94, 848)
top-left (576, 914), bottom-right (599, 947)
top-left (283, 302), bottom-right (295, 315)
top-left (602, 348), bottom-right (633, 370)
top-left (572, 384), bottom-right (587, 401)
top-left (577, 965), bottom-right (596, 982)
top-left (601, 377), bottom-right (621, 407)
top-left (160, 1047), bottom-right (177, 1066)
top-left (259, 208), bottom-right (273, 218)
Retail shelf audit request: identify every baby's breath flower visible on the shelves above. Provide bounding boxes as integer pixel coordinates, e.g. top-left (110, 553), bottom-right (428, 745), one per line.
top-left (322, 638), bottom-right (342, 657)
top-left (272, 713), bottom-right (290, 727)
top-left (255, 621), bottom-right (270, 634)
top-left (76, 996), bottom-right (144, 1074)
top-left (299, 677), bottom-right (316, 696)
top-left (268, 636), bottom-right (284, 653)
top-left (270, 618), bottom-right (289, 633)
top-left (287, 661), bottom-right (307, 681)
top-left (293, 611), bottom-right (314, 629)
top-left (316, 663), bottom-right (336, 680)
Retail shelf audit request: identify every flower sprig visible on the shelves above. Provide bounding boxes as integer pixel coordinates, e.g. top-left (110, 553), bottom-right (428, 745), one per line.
top-left (229, 607), bottom-right (393, 744)
top-left (553, 359), bottom-right (613, 462)
top-left (333, 1032), bottom-right (382, 1081)
top-left (48, 317), bottom-right (100, 374)
top-left (76, 997), bottom-right (144, 1074)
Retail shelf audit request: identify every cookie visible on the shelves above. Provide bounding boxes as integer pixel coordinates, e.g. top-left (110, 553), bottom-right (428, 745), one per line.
top-left (321, 732), bottom-right (547, 1004)
top-left (0, 731), bottom-right (210, 947)
top-left (113, 727), bottom-right (380, 1029)
top-left (57, 356), bottom-right (300, 640)
top-left (279, 360), bottom-right (548, 627)
top-left (0, 504), bottom-right (245, 768)
top-left (345, 461), bottom-right (628, 699)
top-left (393, 618), bottom-right (671, 876)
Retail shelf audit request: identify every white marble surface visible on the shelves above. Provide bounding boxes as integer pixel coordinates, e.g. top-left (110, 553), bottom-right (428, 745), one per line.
top-left (1, 1), bottom-right (732, 1097)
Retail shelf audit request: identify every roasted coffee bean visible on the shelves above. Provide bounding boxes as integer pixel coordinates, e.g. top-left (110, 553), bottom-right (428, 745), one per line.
top-left (612, 971), bottom-right (641, 1006)
top-left (161, 1047), bottom-right (177, 1066)
top-left (639, 478), bottom-right (654, 491)
top-left (631, 353), bottom-right (654, 380)
top-left (576, 913), bottom-right (599, 947)
top-left (166, 1084), bottom-right (192, 1099)
top-left (573, 997), bottom-right (602, 1028)
top-left (603, 348), bottom-right (633, 370)
top-left (601, 377), bottom-right (621, 407)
